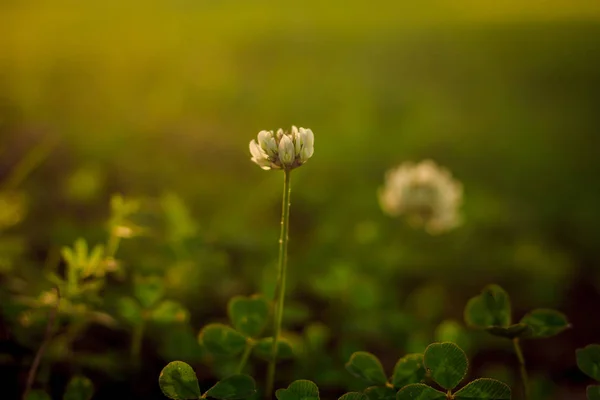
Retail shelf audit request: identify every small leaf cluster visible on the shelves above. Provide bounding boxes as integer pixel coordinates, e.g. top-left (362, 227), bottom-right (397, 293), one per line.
top-left (16, 195), bottom-right (142, 333)
top-left (464, 284), bottom-right (571, 340)
top-left (199, 295), bottom-right (293, 362)
top-left (276, 379), bottom-right (367, 400)
top-left (118, 274), bottom-right (189, 327)
top-left (26, 375), bottom-right (94, 400)
top-left (577, 344), bottom-right (600, 400)
top-left (397, 342), bottom-right (511, 400)
top-left (47, 194), bottom-right (141, 304)
top-left (159, 361), bottom-right (256, 400)
top-left (345, 350), bottom-right (426, 396)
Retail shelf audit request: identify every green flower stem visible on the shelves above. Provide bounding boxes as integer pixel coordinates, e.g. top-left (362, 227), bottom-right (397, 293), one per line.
top-left (513, 338), bottom-right (530, 400)
top-left (22, 287), bottom-right (59, 400)
top-left (265, 169), bottom-right (292, 399)
top-left (236, 342), bottom-right (254, 374)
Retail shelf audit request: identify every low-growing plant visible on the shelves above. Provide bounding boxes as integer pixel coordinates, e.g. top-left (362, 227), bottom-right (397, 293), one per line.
top-left (197, 294), bottom-right (294, 375)
top-left (396, 342), bottom-right (511, 400)
top-left (576, 344), bottom-right (600, 400)
top-left (7, 127), bottom-right (590, 400)
top-left (276, 379), bottom-right (367, 400)
top-left (345, 350), bottom-right (425, 391)
top-left (117, 274), bottom-right (190, 360)
top-left (464, 284), bottom-right (571, 399)
top-left (345, 342), bottom-right (511, 400)
top-left (159, 361), bottom-right (257, 400)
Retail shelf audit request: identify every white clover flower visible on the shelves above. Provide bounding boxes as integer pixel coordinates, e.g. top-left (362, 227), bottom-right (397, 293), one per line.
top-left (378, 159), bottom-right (463, 234)
top-left (249, 126), bottom-right (314, 170)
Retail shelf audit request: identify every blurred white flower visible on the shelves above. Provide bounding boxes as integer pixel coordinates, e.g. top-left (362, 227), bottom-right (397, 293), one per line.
top-left (249, 126), bottom-right (314, 170)
top-left (378, 160), bottom-right (463, 234)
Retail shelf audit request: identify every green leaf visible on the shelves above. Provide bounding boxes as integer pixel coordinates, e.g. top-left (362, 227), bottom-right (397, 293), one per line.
top-left (391, 353), bottom-right (426, 388)
top-left (227, 295), bottom-right (270, 338)
top-left (423, 342), bottom-right (468, 391)
top-left (25, 390), bottom-right (52, 400)
top-left (253, 337), bottom-right (294, 361)
top-left (117, 296), bottom-right (143, 326)
top-left (61, 246), bottom-right (76, 268)
top-left (151, 300), bottom-right (189, 324)
top-left (134, 275), bottom-right (165, 309)
top-left (587, 385), bottom-right (600, 400)
top-left (464, 285), bottom-right (511, 329)
top-left (204, 374), bottom-right (257, 399)
top-left (577, 344), bottom-right (600, 381)
top-left (199, 324), bottom-right (247, 357)
top-left (159, 361), bottom-right (201, 400)
top-left (364, 386), bottom-right (396, 400)
top-left (338, 393), bottom-right (368, 400)
top-left (396, 384), bottom-right (446, 400)
top-left (454, 378), bottom-right (511, 399)
top-left (485, 323), bottom-right (532, 339)
top-left (519, 309), bottom-right (570, 339)
top-left (75, 238), bottom-right (88, 268)
top-left (275, 380), bottom-right (320, 400)
top-left (64, 375), bottom-right (94, 400)
top-left (345, 351), bottom-right (388, 385)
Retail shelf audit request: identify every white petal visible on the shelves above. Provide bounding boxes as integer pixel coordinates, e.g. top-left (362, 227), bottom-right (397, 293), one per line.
top-left (300, 129), bottom-right (314, 159)
top-left (300, 146), bottom-right (313, 163)
top-left (294, 126), bottom-right (303, 156)
top-left (249, 140), bottom-right (264, 159)
top-left (278, 134), bottom-right (295, 166)
top-left (257, 130), bottom-right (277, 157)
top-left (257, 130), bottom-right (271, 144)
top-left (301, 128), bottom-right (314, 149)
top-left (290, 125), bottom-right (299, 146)
top-left (276, 128), bottom-right (284, 142)
top-left (251, 155), bottom-right (272, 169)
top-left (250, 140), bottom-right (271, 170)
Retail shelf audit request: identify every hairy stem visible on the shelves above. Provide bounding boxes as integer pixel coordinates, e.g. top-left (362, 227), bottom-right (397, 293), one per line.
top-left (513, 338), bottom-right (530, 400)
top-left (23, 287), bottom-right (60, 400)
top-left (265, 170), bottom-right (292, 399)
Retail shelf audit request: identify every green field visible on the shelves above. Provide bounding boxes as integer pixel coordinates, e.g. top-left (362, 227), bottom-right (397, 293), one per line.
top-left (1, 2), bottom-right (600, 399)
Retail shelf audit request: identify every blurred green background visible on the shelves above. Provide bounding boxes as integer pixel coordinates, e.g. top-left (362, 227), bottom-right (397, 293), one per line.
top-left (1, 1), bottom-right (600, 399)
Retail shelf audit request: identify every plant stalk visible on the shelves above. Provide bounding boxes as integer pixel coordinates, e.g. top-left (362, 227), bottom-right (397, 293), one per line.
top-left (513, 338), bottom-right (530, 400)
top-left (265, 170), bottom-right (292, 399)
top-left (22, 287), bottom-right (60, 400)
top-left (236, 342), bottom-right (253, 374)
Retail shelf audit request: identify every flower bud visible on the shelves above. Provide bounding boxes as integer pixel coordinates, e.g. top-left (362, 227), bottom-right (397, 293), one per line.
top-left (249, 126), bottom-right (315, 171)
top-left (249, 139), bottom-right (271, 170)
top-left (257, 130), bottom-right (278, 157)
top-left (297, 128), bottom-right (314, 162)
top-left (278, 134), bottom-right (296, 167)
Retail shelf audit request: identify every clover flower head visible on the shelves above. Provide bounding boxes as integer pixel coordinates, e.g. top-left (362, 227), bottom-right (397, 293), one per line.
top-left (249, 126), bottom-right (314, 170)
top-left (378, 159), bottom-right (463, 234)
